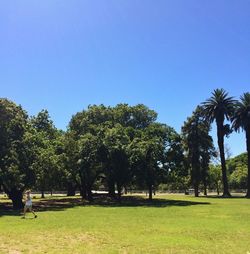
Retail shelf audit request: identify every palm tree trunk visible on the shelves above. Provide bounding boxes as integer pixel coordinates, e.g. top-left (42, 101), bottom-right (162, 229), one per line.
top-left (217, 123), bottom-right (231, 197)
top-left (246, 130), bottom-right (250, 198)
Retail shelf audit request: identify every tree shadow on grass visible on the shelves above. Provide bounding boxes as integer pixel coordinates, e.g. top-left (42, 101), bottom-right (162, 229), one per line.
top-left (199, 194), bottom-right (246, 199)
top-left (0, 198), bottom-right (83, 217)
top-left (0, 195), bottom-right (210, 217)
top-left (89, 195), bottom-right (211, 208)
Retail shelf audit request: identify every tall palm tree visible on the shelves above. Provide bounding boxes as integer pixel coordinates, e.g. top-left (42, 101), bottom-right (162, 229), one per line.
top-left (202, 89), bottom-right (236, 197)
top-left (231, 93), bottom-right (250, 198)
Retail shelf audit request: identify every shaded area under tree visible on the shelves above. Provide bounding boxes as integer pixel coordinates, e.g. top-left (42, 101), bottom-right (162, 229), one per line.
top-left (0, 195), bottom-right (210, 217)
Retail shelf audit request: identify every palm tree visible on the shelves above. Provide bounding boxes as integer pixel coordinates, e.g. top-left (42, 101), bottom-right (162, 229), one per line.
top-left (231, 93), bottom-right (250, 198)
top-left (202, 89), bottom-right (236, 197)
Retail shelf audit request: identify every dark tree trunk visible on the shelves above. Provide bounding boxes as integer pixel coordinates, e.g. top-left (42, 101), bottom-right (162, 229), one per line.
top-left (79, 173), bottom-right (87, 199)
top-left (108, 179), bottom-right (115, 198)
top-left (9, 188), bottom-right (24, 210)
top-left (117, 182), bottom-right (122, 202)
top-left (80, 184), bottom-right (87, 200)
top-left (124, 186), bottom-right (128, 195)
top-left (246, 130), bottom-right (250, 198)
top-left (41, 190), bottom-right (45, 198)
top-left (67, 182), bottom-right (76, 196)
top-left (80, 188), bottom-right (87, 199)
top-left (217, 122), bottom-right (231, 197)
top-left (148, 184), bottom-right (153, 201)
top-left (86, 187), bottom-right (93, 202)
top-left (194, 182), bottom-right (199, 197)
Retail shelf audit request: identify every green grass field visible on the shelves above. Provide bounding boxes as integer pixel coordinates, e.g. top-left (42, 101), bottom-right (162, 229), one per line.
top-left (0, 194), bottom-right (250, 254)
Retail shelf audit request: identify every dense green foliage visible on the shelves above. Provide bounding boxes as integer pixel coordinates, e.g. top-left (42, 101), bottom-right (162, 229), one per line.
top-left (1, 88), bottom-right (250, 209)
top-left (182, 106), bottom-right (215, 196)
top-left (227, 153), bottom-right (248, 189)
top-left (66, 104), bottom-right (183, 201)
top-left (0, 99), bottom-right (34, 209)
top-left (30, 110), bottom-right (65, 197)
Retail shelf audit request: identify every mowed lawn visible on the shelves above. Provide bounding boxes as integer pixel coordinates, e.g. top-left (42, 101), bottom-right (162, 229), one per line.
top-left (0, 194), bottom-right (250, 254)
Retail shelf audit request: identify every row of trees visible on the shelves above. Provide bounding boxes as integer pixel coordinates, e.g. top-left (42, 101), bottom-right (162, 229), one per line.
top-left (182, 89), bottom-right (250, 198)
top-left (204, 89), bottom-right (250, 197)
top-left (0, 88), bottom-right (250, 209)
top-left (0, 100), bottom-right (185, 208)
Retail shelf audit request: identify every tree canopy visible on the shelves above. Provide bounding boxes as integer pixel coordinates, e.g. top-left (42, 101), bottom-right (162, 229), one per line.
top-left (1, 89), bottom-right (250, 209)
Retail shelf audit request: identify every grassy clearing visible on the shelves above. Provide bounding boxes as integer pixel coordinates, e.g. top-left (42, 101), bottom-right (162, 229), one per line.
top-left (0, 194), bottom-right (250, 254)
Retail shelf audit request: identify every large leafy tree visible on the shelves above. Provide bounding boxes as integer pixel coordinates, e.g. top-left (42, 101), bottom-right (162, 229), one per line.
top-left (77, 133), bottom-right (103, 201)
top-left (202, 89), bottom-right (236, 197)
top-left (66, 104), bottom-right (160, 200)
top-left (0, 98), bottom-right (35, 209)
top-left (231, 93), bottom-right (250, 198)
top-left (113, 103), bottom-right (157, 129)
top-left (65, 103), bottom-right (185, 201)
top-left (30, 110), bottom-right (63, 198)
top-left (130, 123), bottom-right (182, 200)
top-left (129, 136), bottom-right (162, 200)
top-left (62, 132), bottom-right (80, 196)
top-left (67, 105), bottom-right (112, 200)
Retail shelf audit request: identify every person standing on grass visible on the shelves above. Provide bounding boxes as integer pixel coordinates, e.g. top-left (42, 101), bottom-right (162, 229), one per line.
top-left (22, 190), bottom-right (37, 219)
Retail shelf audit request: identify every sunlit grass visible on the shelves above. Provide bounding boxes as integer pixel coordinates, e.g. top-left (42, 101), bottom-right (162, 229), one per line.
top-left (0, 194), bottom-right (250, 254)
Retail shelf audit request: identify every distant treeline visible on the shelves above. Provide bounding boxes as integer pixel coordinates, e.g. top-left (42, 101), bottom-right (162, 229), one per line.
top-left (0, 88), bottom-right (250, 209)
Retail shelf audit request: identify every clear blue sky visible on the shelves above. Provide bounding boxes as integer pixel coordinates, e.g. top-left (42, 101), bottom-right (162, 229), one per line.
top-left (1, 1), bottom-right (250, 156)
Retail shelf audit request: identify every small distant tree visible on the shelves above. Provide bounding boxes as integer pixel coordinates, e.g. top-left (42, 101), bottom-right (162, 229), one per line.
top-left (208, 164), bottom-right (222, 195)
top-left (229, 166), bottom-right (247, 190)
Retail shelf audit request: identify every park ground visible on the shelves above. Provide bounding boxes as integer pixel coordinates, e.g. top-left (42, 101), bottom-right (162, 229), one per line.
top-left (0, 194), bottom-right (250, 254)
